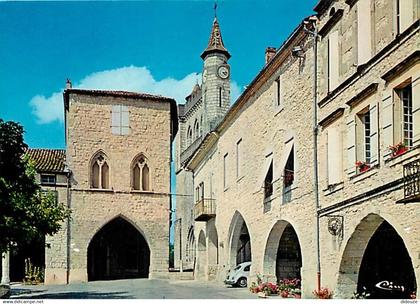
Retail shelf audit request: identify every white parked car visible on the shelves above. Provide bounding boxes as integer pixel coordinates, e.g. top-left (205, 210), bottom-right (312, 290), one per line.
top-left (224, 261), bottom-right (251, 288)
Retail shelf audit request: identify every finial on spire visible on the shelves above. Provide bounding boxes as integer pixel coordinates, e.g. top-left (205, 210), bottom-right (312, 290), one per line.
top-left (214, 1), bottom-right (217, 18)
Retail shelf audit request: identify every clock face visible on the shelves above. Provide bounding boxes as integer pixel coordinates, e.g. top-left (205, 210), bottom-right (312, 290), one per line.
top-left (218, 65), bottom-right (230, 79)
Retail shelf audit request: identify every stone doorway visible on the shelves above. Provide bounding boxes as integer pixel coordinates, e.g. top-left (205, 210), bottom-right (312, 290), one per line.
top-left (10, 237), bottom-right (45, 283)
top-left (357, 221), bottom-right (416, 298)
top-left (87, 217), bottom-right (150, 281)
top-left (196, 230), bottom-right (206, 279)
top-left (263, 221), bottom-right (302, 283)
top-left (228, 212), bottom-right (251, 267)
top-left (336, 213), bottom-right (416, 298)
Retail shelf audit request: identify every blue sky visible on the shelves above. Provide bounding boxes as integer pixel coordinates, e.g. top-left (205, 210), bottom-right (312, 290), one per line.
top-left (1, 1), bottom-right (316, 242)
top-left (0, 0), bottom-right (315, 149)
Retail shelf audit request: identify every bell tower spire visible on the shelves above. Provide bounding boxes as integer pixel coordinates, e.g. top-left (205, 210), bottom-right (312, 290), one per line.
top-left (200, 16), bottom-right (231, 60)
top-left (200, 12), bottom-right (231, 132)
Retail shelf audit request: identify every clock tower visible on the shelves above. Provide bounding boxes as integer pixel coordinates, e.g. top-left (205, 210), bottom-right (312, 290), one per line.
top-left (201, 17), bottom-right (231, 133)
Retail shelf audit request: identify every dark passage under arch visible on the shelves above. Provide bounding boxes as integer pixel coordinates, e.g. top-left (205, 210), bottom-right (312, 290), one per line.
top-left (88, 217), bottom-right (150, 281)
top-left (358, 221), bottom-right (416, 299)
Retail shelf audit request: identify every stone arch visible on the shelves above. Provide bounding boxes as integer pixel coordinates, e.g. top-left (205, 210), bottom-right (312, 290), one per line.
top-left (196, 230), bottom-right (206, 279)
top-left (228, 211), bottom-right (251, 267)
top-left (336, 213), bottom-right (416, 298)
top-left (87, 216), bottom-right (150, 281)
top-left (186, 226), bottom-right (196, 265)
top-left (263, 220), bottom-right (302, 282)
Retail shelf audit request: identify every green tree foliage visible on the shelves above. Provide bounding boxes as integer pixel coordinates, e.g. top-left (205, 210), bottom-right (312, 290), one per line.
top-left (0, 119), bottom-right (71, 253)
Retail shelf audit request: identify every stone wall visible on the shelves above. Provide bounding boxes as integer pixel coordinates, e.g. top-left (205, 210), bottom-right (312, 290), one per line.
top-left (45, 92), bottom-right (173, 284)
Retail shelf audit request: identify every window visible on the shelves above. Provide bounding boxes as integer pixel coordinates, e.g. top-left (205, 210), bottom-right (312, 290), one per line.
top-left (328, 31), bottom-right (339, 91)
top-left (194, 119), bottom-right (199, 140)
top-left (356, 107), bottom-right (371, 165)
top-left (275, 76), bottom-right (282, 106)
top-left (219, 87), bottom-right (222, 107)
top-left (41, 174), bottom-right (56, 185)
top-left (244, 265), bottom-right (250, 272)
top-left (111, 105), bottom-right (129, 135)
top-left (264, 160), bottom-right (273, 199)
top-left (356, 0), bottom-right (372, 65)
top-left (284, 147), bottom-right (294, 188)
top-left (283, 146), bottom-right (294, 204)
top-left (223, 153), bottom-right (228, 189)
top-left (91, 152), bottom-right (110, 189)
top-left (236, 139), bottom-right (242, 179)
top-left (132, 154), bottom-right (151, 191)
top-left (187, 126), bottom-right (192, 146)
top-left (395, 84), bottom-right (413, 147)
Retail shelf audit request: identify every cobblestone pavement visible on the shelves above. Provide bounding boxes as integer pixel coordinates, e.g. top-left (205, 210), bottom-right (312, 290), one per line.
top-left (10, 279), bottom-right (257, 299)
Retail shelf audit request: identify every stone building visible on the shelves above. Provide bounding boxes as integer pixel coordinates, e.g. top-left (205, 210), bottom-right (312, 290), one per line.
top-left (174, 16), bottom-right (231, 270)
top-left (1, 88), bottom-right (178, 285)
top-left (179, 0), bottom-right (420, 299)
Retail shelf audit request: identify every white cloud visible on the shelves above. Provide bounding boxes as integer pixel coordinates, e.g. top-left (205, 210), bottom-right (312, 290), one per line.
top-left (30, 65), bottom-right (242, 124)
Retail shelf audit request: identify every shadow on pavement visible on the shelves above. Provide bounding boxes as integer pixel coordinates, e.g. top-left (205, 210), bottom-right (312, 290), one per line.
top-left (12, 291), bottom-right (133, 299)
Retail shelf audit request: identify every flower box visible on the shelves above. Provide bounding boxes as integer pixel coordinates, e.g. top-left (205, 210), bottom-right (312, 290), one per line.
top-left (389, 142), bottom-right (408, 158)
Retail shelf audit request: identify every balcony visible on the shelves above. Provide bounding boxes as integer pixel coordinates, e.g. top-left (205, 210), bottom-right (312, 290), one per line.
top-left (401, 159), bottom-right (420, 203)
top-left (194, 198), bottom-right (216, 221)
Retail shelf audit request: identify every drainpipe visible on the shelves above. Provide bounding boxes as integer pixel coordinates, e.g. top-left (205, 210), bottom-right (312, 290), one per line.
top-left (304, 16), bottom-right (321, 292)
top-left (66, 169), bottom-right (72, 284)
top-left (312, 21), bottom-right (321, 293)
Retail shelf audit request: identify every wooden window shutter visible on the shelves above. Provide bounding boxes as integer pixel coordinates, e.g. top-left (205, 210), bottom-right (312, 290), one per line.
top-left (412, 72), bottom-right (420, 146)
top-left (121, 105), bottom-right (130, 135)
top-left (329, 31), bottom-right (340, 91)
top-left (357, 0), bottom-right (372, 65)
top-left (382, 91), bottom-right (394, 157)
top-left (346, 115), bottom-right (357, 175)
top-left (369, 100), bottom-right (379, 165)
top-left (399, 0), bottom-right (414, 33)
top-left (327, 127), bottom-right (343, 185)
top-left (111, 105), bottom-right (121, 135)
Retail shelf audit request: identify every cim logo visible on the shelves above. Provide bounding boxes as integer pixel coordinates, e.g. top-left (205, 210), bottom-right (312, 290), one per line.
top-left (375, 281), bottom-right (405, 292)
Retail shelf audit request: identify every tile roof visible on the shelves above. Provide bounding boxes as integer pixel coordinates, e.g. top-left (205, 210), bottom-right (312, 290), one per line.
top-left (64, 89), bottom-right (175, 102)
top-left (26, 149), bottom-right (66, 173)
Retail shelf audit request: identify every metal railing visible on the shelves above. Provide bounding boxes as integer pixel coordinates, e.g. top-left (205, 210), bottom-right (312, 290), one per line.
top-left (194, 198), bottom-right (216, 221)
top-left (403, 159), bottom-right (420, 199)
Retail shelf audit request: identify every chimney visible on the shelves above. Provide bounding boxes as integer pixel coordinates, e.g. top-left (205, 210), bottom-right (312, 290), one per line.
top-left (66, 78), bottom-right (72, 89)
top-left (265, 47), bottom-right (277, 64)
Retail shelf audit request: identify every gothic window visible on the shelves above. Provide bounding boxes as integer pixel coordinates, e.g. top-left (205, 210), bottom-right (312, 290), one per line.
top-left (194, 119), bottom-right (199, 140)
top-left (218, 87), bottom-right (222, 107)
top-left (132, 154), bottom-right (151, 191)
top-left (91, 152), bottom-right (110, 189)
top-left (187, 126), bottom-right (192, 146)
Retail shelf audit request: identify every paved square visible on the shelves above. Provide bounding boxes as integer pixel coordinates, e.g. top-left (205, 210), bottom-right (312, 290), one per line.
top-left (10, 279), bottom-right (256, 299)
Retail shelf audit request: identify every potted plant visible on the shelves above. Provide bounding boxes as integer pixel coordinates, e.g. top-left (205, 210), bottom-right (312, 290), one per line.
top-left (313, 287), bottom-right (333, 299)
top-left (356, 161), bottom-right (370, 173)
top-left (277, 278), bottom-right (301, 298)
top-left (389, 142), bottom-right (408, 158)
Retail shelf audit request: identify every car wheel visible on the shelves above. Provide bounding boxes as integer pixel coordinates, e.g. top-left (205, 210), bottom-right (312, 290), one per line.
top-left (237, 277), bottom-right (247, 288)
